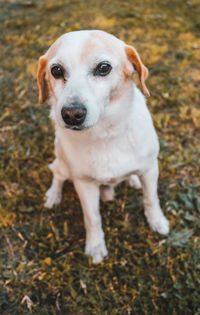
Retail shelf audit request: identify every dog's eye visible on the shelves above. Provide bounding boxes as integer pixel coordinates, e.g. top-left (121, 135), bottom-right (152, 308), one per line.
top-left (51, 65), bottom-right (64, 79)
top-left (94, 62), bottom-right (112, 76)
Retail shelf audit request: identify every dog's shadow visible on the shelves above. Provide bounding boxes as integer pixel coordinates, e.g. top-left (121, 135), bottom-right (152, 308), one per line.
top-left (57, 180), bottom-right (148, 259)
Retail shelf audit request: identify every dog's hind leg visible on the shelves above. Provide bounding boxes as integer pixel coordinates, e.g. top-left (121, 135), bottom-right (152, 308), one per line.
top-left (128, 174), bottom-right (142, 189)
top-left (100, 185), bottom-right (115, 202)
top-left (139, 160), bottom-right (169, 235)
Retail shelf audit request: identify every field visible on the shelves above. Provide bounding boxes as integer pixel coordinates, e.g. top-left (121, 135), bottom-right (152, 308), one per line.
top-left (0, 0), bottom-right (200, 314)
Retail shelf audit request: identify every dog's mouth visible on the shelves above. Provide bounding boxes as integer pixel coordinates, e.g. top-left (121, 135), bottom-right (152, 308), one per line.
top-left (65, 125), bottom-right (85, 131)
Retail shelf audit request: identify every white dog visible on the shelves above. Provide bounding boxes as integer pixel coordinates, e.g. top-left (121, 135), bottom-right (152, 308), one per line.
top-left (37, 30), bottom-right (169, 263)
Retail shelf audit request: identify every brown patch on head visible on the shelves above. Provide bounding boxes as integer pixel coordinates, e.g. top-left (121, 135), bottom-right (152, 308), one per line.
top-left (109, 58), bottom-right (135, 104)
top-left (123, 62), bottom-right (132, 83)
top-left (80, 37), bottom-right (96, 62)
top-left (80, 31), bottom-right (117, 62)
top-left (80, 31), bottom-right (129, 104)
top-left (109, 62), bottom-right (132, 104)
top-left (125, 45), bottom-right (150, 97)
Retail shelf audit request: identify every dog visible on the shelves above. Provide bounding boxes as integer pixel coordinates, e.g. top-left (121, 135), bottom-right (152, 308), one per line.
top-left (37, 30), bottom-right (169, 263)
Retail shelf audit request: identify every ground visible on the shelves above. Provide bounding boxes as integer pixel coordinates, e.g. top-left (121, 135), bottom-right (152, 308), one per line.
top-left (0, 0), bottom-right (200, 314)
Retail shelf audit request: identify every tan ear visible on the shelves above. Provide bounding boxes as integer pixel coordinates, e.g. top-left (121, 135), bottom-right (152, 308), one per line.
top-left (37, 55), bottom-right (49, 104)
top-left (125, 45), bottom-right (150, 97)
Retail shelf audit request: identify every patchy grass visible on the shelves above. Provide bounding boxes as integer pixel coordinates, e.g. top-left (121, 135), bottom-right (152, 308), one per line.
top-left (0, 0), bottom-right (200, 314)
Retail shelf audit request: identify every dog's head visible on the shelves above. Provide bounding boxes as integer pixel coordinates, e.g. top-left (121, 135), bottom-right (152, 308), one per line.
top-left (37, 30), bottom-right (149, 131)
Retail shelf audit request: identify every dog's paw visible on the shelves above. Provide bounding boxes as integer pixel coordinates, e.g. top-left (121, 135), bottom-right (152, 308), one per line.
top-left (100, 186), bottom-right (114, 202)
top-left (128, 175), bottom-right (142, 189)
top-left (85, 239), bottom-right (108, 264)
top-left (147, 213), bottom-right (169, 235)
top-left (44, 186), bottom-right (62, 208)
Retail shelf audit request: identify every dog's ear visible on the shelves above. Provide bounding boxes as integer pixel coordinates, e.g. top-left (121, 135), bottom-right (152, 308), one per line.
top-left (37, 55), bottom-right (49, 104)
top-left (125, 45), bottom-right (150, 97)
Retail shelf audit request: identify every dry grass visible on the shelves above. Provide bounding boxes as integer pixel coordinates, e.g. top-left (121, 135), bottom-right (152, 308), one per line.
top-left (0, 0), bottom-right (200, 314)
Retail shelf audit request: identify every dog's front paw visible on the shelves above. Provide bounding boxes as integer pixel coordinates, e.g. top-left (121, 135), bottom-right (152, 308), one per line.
top-left (147, 213), bottom-right (169, 235)
top-left (44, 185), bottom-right (62, 208)
top-left (85, 239), bottom-right (108, 264)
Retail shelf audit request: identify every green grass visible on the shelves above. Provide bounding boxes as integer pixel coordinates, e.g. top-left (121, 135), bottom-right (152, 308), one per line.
top-left (0, 0), bottom-right (200, 314)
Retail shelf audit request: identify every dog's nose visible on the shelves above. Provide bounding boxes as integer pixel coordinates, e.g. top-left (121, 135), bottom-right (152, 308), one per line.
top-left (61, 104), bottom-right (87, 126)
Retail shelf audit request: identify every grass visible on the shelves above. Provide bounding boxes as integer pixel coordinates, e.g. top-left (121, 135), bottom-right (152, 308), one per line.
top-left (0, 0), bottom-right (200, 314)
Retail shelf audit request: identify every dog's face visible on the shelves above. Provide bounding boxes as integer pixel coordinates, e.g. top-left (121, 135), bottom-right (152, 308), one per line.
top-left (37, 30), bottom-right (149, 130)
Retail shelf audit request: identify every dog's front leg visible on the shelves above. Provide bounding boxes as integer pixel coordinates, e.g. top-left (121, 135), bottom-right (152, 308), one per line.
top-left (140, 160), bottom-right (169, 235)
top-left (45, 158), bottom-right (69, 208)
top-left (74, 179), bottom-right (108, 263)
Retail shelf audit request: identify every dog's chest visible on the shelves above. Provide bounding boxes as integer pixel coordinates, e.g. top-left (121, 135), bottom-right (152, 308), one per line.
top-left (61, 133), bottom-right (140, 184)
top-left (86, 143), bottom-right (135, 183)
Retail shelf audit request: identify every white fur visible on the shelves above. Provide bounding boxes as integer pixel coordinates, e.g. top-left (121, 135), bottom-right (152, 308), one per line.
top-left (42, 30), bottom-right (169, 263)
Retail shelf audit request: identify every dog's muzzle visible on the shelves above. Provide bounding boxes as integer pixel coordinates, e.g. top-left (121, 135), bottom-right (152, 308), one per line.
top-left (61, 103), bottom-right (87, 130)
